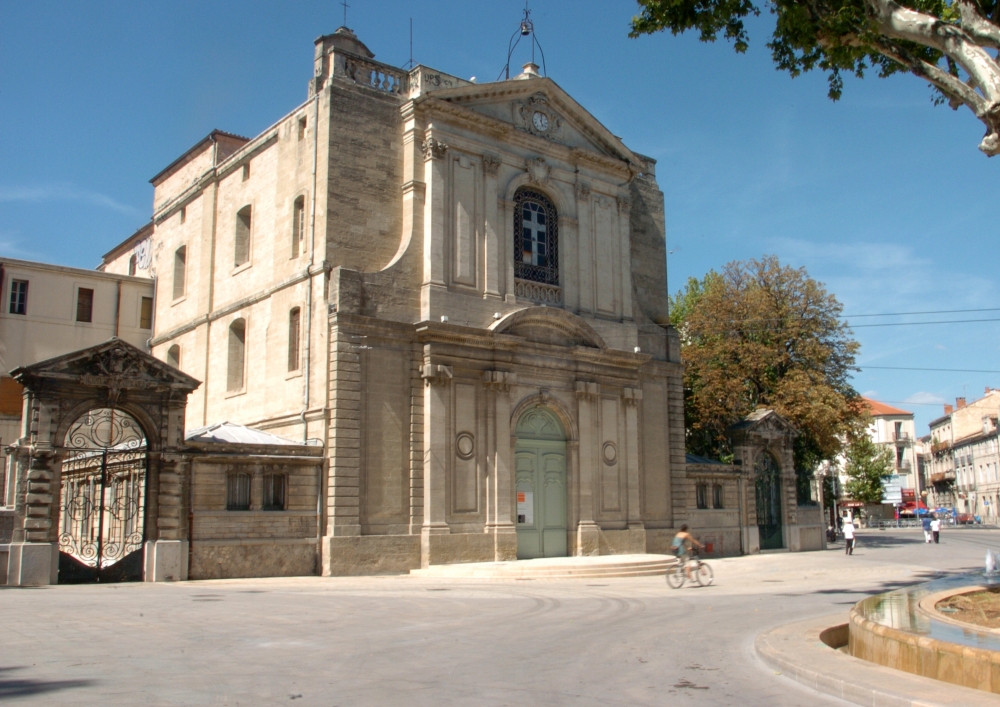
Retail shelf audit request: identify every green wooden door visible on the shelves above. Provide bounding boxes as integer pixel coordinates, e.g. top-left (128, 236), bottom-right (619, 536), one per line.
top-left (514, 408), bottom-right (567, 559)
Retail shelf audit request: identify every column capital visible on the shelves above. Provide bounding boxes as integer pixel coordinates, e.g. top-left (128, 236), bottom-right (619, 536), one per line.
top-left (622, 387), bottom-right (643, 407)
top-left (421, 363), bottom-right (453, 386)
top-left (483, 152), bottom-right (502, 176)
top-left (574, 381), bottom-right (599, 402)
top-left (484, 369), bottom-right (516, 392)
top-left (422, 137), bottom-right (449, 160)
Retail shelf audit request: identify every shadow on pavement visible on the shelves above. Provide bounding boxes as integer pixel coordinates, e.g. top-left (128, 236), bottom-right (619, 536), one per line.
top-left (0, 667), bottom-right (93, 698)
top-left (774, 570), bottom-right (948, 599)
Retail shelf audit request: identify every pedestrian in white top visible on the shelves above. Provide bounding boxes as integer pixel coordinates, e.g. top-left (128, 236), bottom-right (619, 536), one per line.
top-left (843, 519), bottom-right (856, 555)
top-left (930, 516), bottom-right (941, 544)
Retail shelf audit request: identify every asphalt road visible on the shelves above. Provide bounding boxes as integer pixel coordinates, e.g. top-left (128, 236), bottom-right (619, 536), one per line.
top-left (2, 528), bottom-right (997, 707)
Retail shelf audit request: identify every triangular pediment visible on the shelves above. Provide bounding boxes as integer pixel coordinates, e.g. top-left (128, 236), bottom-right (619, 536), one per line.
top-left (416, 77), bottom-right (640, 167)
top-left (13, 338), bottom-right (201, 393)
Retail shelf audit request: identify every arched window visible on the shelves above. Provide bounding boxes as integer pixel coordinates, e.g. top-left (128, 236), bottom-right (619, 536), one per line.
top-left (128, 254), bottom-right (137, 276)
top-left (234, 206), bottom-right (252, 267)
top-left (288, 307), bottom-right (301, 372)
top-left (227, 318), bottom-right (246, 391)
top-left (514, 188), bottom-right (558, 285)
top-left (173, 246), bottom-right (186, 300)
top-left (166, 344), bottom-right (181, 369)
top-left (291, 196), bottom-right (305, 259)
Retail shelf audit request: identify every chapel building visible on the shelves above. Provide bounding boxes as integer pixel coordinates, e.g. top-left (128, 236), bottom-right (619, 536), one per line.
top-left (92, 28), bottom-right (807, 576)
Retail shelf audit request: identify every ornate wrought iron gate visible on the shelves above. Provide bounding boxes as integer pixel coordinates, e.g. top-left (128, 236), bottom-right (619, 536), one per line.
top-left (755, 453), bottom-right (784, 550)
top-left (58, 408), bottom-right (148, 583)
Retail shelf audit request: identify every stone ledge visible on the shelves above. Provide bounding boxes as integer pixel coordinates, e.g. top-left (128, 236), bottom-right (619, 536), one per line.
top-left (755, 614), bottom-right (998, 707)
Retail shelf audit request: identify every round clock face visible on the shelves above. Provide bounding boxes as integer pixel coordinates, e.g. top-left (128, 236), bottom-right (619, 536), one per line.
top-left (532, 111), bottom-right (549, 131)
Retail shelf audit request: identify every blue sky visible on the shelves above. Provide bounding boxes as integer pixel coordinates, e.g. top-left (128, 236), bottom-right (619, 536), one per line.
top-left (1, 0), bottom-right (997, 433)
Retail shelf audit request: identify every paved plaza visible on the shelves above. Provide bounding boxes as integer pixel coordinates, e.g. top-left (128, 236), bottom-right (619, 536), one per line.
top-left (2, 528), bottom-right (997, 706)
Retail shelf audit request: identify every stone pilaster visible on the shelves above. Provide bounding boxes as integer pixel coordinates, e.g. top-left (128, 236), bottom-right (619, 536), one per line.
top-left (574, 381), bottom-right (600, 555)
top-left (420, 362), bottom-right (452, 567)
top-left (622, 387), bottom-right (645, 533)
top-left (484, 370), bottom-right (516, 561)
top-left (482, 153), bottom-right (502, 300)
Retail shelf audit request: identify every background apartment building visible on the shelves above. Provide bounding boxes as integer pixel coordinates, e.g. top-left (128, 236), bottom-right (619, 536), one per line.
top-left (0, 258), bottom-right (153, 504)
top-left (926, 390), bottom-right (1000, 520)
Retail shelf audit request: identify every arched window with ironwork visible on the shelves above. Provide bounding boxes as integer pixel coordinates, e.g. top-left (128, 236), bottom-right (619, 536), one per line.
top-left (514, 188), bottom-right (558, 287)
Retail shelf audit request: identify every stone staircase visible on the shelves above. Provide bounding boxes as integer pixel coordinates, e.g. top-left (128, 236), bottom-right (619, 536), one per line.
top-left (409, 553), bottom-right (675, 580)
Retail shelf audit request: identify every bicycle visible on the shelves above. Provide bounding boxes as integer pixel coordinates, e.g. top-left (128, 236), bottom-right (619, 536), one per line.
top-left (666, 549), bottom-right (714, 588)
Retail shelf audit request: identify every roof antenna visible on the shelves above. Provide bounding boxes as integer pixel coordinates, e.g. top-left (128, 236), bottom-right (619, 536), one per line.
top-left (405, 17), bottom-right (414, 69)
top-left (497, 0), bottom-right (547, 81)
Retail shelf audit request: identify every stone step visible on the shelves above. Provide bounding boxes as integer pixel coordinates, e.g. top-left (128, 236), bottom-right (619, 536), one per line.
top-left (409, 554), bottom-right (677, 579)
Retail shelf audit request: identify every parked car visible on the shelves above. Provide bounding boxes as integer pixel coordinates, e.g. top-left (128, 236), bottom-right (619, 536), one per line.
top-left (957, 513), bottom-right (976, 525)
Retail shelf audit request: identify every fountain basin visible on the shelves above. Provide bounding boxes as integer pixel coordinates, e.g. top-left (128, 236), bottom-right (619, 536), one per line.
top-left (849, 574), bottom-right (1000, 694)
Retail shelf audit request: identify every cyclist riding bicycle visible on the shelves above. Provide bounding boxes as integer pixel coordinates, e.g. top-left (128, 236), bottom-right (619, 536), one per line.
top-left (671, 524), bottom-right (704, 579)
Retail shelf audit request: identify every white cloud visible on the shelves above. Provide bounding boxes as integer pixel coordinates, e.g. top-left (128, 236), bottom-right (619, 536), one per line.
top-left (861, 389), bottom-right (879, 398)
top-left (0, 183), bottom-right (140, 215)
top-left (0, 232), bottom-right (40, 259)
top-left (905, 391), bottom-right (946, 405)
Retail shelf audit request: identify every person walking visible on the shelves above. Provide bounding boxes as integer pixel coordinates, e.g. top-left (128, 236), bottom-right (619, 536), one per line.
top-left (843, 518), bottom-right (856, 555)
top-left (931, 515), bottom-right (941, 544)
top-left (921, 515), bottom-right (932, 543)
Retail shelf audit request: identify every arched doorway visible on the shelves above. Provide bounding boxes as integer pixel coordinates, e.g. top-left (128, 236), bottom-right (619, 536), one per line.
top-left (514, 407), bottom-right (567, 559)
top-left (755, 452), bottom-right (783, 550)
top-left (58, 407), bottom-right (149, 583)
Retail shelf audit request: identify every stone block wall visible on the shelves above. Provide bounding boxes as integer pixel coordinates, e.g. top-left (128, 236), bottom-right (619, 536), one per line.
top-left (187, 443), bottom-right (323, 580)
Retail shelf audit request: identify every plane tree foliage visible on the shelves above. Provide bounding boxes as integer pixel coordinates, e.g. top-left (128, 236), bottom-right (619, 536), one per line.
top-left (669, 256), bottom-right (863, 472)
top-left (631, 0), bottom-right (1000, 156)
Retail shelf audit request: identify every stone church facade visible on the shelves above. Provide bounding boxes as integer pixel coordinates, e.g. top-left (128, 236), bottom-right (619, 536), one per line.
top-left (86, 28), bottom-right (822, 577)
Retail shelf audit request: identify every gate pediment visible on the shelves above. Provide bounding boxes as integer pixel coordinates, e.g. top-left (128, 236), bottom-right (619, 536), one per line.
top-left (727, 408), bottom-right (798, 444)
top-left (12, 338), bottom-right (200, 404)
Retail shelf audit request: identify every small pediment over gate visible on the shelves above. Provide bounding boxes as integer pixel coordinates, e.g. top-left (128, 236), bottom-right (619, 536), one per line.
top-left (12, 338), bottom-right (201, 407)
top-left (727, 408), bottom-right (798, 445)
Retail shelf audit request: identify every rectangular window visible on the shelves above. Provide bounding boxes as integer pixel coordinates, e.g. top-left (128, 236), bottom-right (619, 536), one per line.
top-left (140, 296), bottom-right (153, 329)
top-left (76, 287), bottom-right (94, 323)
top-left (242, 163), bottom-right (251, 181)
top-left (9, 280), bottom-right (27, 315)
top-left (713, 484), bottom-right (724, 509)
top-left (263, 473), bottom-right (287, 511)
top-left (298, 117), bottom-right (307, 140)
top-left (288, 308), bottom-right (301, 372)
top-left (696, 483), bottom-right (708, 510)
top-left (226, 472), bottom-right (251, 510)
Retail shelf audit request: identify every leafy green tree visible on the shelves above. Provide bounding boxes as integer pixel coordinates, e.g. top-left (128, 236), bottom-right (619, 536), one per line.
top-left (669, 256), bottom-right (862, 471)
top-left (630, 0), bottom-right (1000, 156)
top-left (843, 429), bottom-right (894, 503)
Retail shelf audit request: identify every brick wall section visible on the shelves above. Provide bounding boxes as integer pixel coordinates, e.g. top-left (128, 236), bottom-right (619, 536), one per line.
top-left (325, 82), bottom-right (404, 273)
top-left (327, 317), bottom-right (362, 534)
top-left (409, 342), bottom-right (424, 533)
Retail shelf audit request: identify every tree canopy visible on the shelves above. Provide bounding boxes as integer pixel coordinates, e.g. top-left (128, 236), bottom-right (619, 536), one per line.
top-left (670, 256), bottom-right (862, 470)
top-left (842, 428), bottom-right (894, 503)
top-left (631, 0), bottom-right (1000, 156)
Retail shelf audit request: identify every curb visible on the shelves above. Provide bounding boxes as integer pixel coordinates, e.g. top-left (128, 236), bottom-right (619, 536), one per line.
top-left (754, 613), bottom-right (998, 707)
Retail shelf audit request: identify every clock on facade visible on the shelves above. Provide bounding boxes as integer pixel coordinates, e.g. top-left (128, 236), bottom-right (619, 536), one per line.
top-left (532, 111), bottom-right (549, 132)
